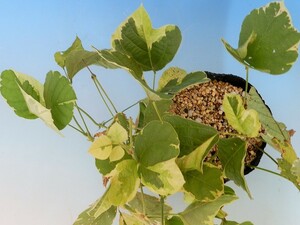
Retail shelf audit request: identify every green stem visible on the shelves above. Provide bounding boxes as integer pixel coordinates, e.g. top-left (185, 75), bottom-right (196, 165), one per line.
top-left (68, 123), bottom-right (87, 136)
top-left (153, 71), bottom-right (157, 90)
top-left (245, 66), bottom-right (249, 93)
top-left (249, 165), bottom-right (283, 178)
top-left (152, 101), bottom-right (163, 122)
top-left (77, 105), bottom-right (106, 129)
top-left (258, 146), bottom-right (278, 165)
top-left (160, 195), bottom-right (165, 225)
top-left (75, 103), bottom-right (93, 141)
top-left (102, 100), bottom-right (142, 127)
top-left (72, 115), bottom-right (85, 134)
top-left (140, 185), bottom-right (146, 216)
top-left (94, 75), bottom-right (118, 113)
top-left (91, 73), bottom-right (115, 117)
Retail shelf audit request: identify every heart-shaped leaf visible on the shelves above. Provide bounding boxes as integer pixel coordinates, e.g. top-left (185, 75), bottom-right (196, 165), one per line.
top-left (222, 2), bottom-right (300, 74)
top-left (135, 121), bottom-right (180, 167)
top-left (223, 93), bottom-right (260, 137)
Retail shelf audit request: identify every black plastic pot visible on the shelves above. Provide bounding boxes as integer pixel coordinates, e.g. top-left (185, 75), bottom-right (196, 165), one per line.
top-left (205, 71), bottom-right (267, 175)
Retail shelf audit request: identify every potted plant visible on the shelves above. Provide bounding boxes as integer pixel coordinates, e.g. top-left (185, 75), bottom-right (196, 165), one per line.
top-left (0, 1), bottom-right (299, 225)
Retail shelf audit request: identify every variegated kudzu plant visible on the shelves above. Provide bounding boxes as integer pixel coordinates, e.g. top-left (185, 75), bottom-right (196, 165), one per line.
top-left (1, 2), bottom-right (300, 225)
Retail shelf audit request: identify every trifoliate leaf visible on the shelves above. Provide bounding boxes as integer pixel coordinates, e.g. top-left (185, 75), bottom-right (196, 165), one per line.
top-left (109, 146), bottom-right (125, 162)
top-left (222, 2), bottom-right (300, 74)
top-left (223, 93), bottom-right (260, 137)
top-left (89, 135), bottom-right (113, 160)
top-left (107, 122), bottom-right (128, 145)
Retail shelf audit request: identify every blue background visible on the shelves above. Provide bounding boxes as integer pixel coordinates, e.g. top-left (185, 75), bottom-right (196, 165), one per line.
top-left (0, 1), bottom-right (300, 224)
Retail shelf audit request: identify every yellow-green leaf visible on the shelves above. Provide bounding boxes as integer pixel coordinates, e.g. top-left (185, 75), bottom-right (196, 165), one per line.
top-left (88, 135), bottom-right (112, 160)
top-left (223, 93), bottom-right (260, 137)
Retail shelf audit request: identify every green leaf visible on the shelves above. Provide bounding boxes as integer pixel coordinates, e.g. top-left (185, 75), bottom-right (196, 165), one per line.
top-left (107, 122), bottom-right (128, 145)
top-left (179, 194), bottom-right (238, 225)
top-left (138, 99), bottom-right (172, 128)
top-left (218, 138), bottom-right (252, 198)
top-left (164, 115), bottom-right (219, 172)
top-left (163, 115), bottom-right (218, 157)
top-left (95, 160), bottom-right (140, 217)
top-left (291, 159), bottom-right (300, 184)
top-left (54, 37), bottom-right (117, 80)
top-left (44, 71), bottom-right (76, 130)
top-left (111, 5), bottom-right (181, 72)
top-left (96, 48), bottom-right (168, 101)
top-left (0, 70), bottom-right (62, 133)
top-left (0, 70), bottom-right (42, 119)
top-left (248, 87), bottom-right (289, 142)
top-left (158, 67), bottom-right (187, 91)
top-left (183, 163), bottom-right (224, 202)
top-left (96, 5), bottom-right (181, 100)
top-left (278, 158), bottom-right (300, 190)
top-left (89, 135), bottom-right (113, 160)
top-left (221, 221), bottom-right (254, 225)
top-left (95, 152), bottom-right (131, 176)
top-left (73, 203), bottom-right (116, 225)
top-left (222, 2), bottom-right (300, 74)
top-left (55, 36), bottom-right (84, 68)
top-left (127, 192), bottom-right (172, 216)
top-left (119, 213), bottom-right (149, 225)
top-left (223, 93), bottom-right (260, 137)
top-left (159, 71), bottom-right (209, 95)
top-left (166, 216), bottom-right (184, 225)
top-left (140, 159), bottom-right (185, 196)
top-left (135, 121), bottom-right (180, 167)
